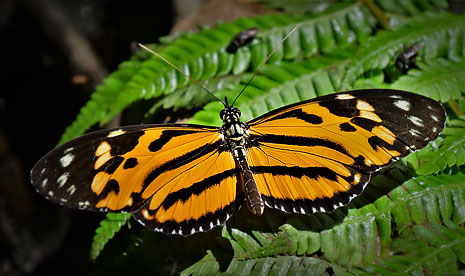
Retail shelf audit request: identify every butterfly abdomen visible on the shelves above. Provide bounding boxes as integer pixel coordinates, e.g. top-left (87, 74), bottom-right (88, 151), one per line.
top-left (221, 106), bottom-right (265, 215)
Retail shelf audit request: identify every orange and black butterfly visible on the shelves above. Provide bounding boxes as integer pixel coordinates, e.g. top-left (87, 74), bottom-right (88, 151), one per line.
top-left (30, 88), bottom-right (445, 235)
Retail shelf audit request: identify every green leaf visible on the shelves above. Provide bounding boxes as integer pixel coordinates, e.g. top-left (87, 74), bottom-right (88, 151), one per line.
top-left (59, 2), bottom-right (379, 142)
top-left (189, 54), bottom-right (349, 126)
top-left (391, 58), bottom-right (465, 102)
top-left (340, 12), bottom-right (465, 89)
top-left (364, 223), bottom-right (465, 275)
top-left (405, 119), bottom-right (465, 175)
top-left (90, 213), bottom-right (131, 261)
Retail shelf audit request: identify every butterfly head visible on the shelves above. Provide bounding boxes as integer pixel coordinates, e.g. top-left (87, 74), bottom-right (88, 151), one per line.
top-left (220, 106), bottom-right (241, 123)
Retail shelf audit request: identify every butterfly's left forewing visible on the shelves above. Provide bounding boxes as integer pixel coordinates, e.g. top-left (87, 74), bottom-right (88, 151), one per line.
top-left (31, 124), bottom-right (241, 235)
top-left (247, 89), bottom-right (445, 214)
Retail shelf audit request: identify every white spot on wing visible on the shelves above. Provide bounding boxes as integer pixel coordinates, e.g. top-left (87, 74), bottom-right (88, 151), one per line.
top-left (77, 201), bottom-right (90, 210)
top-left (409, 128), bottom-right (421, 137)
top-left (348, 194), bottom-right (358, 201)
top-left (409, 116), bottom-right (424, 127)
top-left (64, 147), bottom-right (74, 153)
top-left (57, 172), bottom-right (69, 188)
top-left (389, 95), bottom-right (403, 99)
top-left (67, 185), bottom-right (76, 195)
top-left (394, 100), bottom-right (411, 111)
top-left (107, 129), bottom-right (126, 138)
top-left (336, 94), bottom-right (355, 100)
top-left (42, 178), bottom-right (48, 188)
top-left (60, 153), bottom-right (74, 168)
top-left (356, 100), bottom-right (375, 111)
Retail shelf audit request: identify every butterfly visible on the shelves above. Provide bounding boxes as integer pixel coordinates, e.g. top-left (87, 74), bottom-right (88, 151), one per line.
top-left (30, 88), bottom-right (445, 235)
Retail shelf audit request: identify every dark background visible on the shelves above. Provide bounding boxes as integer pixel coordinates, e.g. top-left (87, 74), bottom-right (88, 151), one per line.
top-left (0, 0), bottom-right (174, 274)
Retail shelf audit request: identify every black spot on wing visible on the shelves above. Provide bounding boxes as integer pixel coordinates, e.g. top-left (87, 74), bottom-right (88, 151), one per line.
top-left (251, 165), bottom-right (338, 181)
top-left (99, 156), bottom-right (124, 174)
top-left (108, 131), bottom-right (145, 156)
top-left (262, 109), bottom-right (323, 124)
top-left (148, 130), bottom-right (198, 152)
top-left (99, 179), bottom-right (120, 199)
top-left (350, 117), bottom-right (379, 132)
top-left (123, 158), bottom-right (138, 169)
top-left (339, 122), bottom-right (357, 132)
top-left (318, 98), bottom-right (360, 118)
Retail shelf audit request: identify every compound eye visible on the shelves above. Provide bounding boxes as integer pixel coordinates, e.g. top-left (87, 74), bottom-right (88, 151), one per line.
top-left (220, 109), bottom-right (226, 119)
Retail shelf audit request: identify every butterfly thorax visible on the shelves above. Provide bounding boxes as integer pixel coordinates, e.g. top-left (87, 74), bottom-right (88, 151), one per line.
top-left (220, 107), bottom-right (248, 142)
top-left (220, 106), bottom-right (264, 215)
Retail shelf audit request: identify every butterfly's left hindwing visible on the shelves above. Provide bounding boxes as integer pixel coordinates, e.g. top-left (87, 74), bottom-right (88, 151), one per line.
top-left (247, 89), bottom-right (445, 214)
top-left (31, 124), bottom-right (242, 235)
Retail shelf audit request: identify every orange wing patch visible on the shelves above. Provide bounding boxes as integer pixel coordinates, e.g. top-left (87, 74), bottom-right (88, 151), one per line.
top-left (133, 148), bottom-right (240, 235)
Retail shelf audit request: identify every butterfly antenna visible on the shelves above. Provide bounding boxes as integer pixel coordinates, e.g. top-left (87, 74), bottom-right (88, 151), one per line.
top-left (138, 43), bottom-right (226, 106)
top-left (231, 24), bottom-right (299, 107)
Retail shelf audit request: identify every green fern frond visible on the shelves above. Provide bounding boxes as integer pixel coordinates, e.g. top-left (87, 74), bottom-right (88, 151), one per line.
top-left (391, 58), bottom-right (465, 102)
top-left (340, 12), bottom-right (465, 89)
top-left (60, 2), bottom-right (380, 143)
top-left (181, 225), bottom-right (332, 276)
top-left (305, 172), bottom-right (465, 268)
top-left (405, 119), bottom-right (465, 175)
top-left (375, 0), bottom-right (448, 16)
top-left (89, 213), bottom-right (131, 261)
top-left (182, 172), bottom-right (465, 274)
top-left (361, 223), bottom-right (465, 275)
top-left (188, 53), bottom-right (351, 126)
